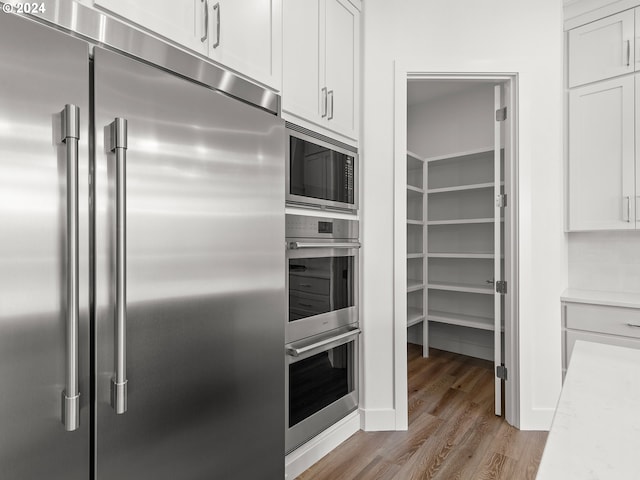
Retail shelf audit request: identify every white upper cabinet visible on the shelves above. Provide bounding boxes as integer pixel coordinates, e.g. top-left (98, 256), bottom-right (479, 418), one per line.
top-left (94, 0), bottom-right (281, 91)
top-left (95, 0), bottom-right (208, 55)
top-left (283, 0), bottom-right (360, 142)
top-left (204, 0), bottom-right (282, 90)
top-left (568, 76), bottom-right (635, 230)
top-left (282, 0), bottom-right (323, 124)
top-left (569, 10), bottom-right (635, 87)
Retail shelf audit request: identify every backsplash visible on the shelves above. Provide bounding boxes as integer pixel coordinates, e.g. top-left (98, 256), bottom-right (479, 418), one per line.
top-left (568, 231), bottom-right (640, 292)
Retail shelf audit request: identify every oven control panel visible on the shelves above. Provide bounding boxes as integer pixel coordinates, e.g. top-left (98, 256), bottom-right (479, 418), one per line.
top-left (286, 214), bottom-right (359, 240)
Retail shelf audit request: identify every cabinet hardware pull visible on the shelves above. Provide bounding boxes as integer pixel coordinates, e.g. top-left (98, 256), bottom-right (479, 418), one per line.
top-left (321, 87), bottom-right (327, 117)
top-left (627, 39), bottom-right (631, 67)
top-left (627, 323), bottom-right (640, 328)
top-left (625, 196), bottom-right (631, 222)
top-left (108, 117), bottom-right (129, 415)
top-left (58, 104), bottom-right (81, 432)
top-left (213, 2), bottom-right (220, 49)
top-left (201, 0), bottom-right (209, 43)
top-left (328, 90), bottom-right (334, 120)
top-left (300, 283), bottom-right (312, 288)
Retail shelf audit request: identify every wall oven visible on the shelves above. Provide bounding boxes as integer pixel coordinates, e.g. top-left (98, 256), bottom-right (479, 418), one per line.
top-left (285, 326), bottom-right (360, 453)
top-left (286, 124), bottom-right (358, 212)
top-left (286, 214), bottom-right (360, 344)
top-left (285, 214), bottom-right (361, 453)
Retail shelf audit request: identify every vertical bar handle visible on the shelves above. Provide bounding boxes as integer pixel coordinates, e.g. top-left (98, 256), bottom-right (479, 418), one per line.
top-left (200, 0), bottom-right (209, 43)
top-left (108, 118), bottom-right (128, 415)
top-left (624, 195), bottom-right (631, 222)
top-left (59, 105), bottom-right (81, 432)
top-left (627, 40), bottom-right (631, 67)
top-left (328, 90), bottom-right (334, 120)
top-left (213, 2), bottom-right (220, 48)
top-left (321, 87), bottom-right (327, 117)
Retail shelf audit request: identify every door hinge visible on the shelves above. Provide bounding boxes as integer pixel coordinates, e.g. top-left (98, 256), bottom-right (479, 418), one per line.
top-left (496, 364), bottom-right (508, 380)
top-left (496, 280), bottom-right (507, 294)
top-left (496, 194), bottom-right (507, 208)
top-left (496, 106), bottom-right (507, 122)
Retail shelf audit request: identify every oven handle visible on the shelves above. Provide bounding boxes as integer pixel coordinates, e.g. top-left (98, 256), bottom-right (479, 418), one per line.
top-left (286, 328), bottom-right (361, 357)
top-left (288, 242), bottom-right (361, 250)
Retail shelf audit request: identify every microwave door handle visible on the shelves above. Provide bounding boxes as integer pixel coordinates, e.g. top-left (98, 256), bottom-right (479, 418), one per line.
top-left (288, 242), bottom-right (361, 250)
top-left (286, 328), bottom-right (361, 357)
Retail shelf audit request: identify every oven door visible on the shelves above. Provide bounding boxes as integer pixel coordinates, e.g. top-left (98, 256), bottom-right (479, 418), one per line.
top-left (285, 327), bottom-right (360, 454)
top-left (286, 241), bottom-right (359, 343)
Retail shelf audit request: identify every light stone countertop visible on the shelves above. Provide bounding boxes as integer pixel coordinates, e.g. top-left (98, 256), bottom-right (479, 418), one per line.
top-left (562, 288), bottom-right (640, 309)
top-left (536, 340), bottom-right (640, 479)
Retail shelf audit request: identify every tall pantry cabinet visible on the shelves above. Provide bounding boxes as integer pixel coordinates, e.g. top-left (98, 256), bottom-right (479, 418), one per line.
top-left (406, 83), bottom-right (508, 415)
top-left (567, 7), bottom-right (640, 230)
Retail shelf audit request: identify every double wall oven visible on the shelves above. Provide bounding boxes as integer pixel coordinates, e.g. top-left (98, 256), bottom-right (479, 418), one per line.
top-left (285, 214), bottom-right (360, 453)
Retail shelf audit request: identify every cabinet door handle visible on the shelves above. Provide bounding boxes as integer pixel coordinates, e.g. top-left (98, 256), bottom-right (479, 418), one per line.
top-left (328, 90), bottom-right (334, 120)
top-left (108, 118), bottom-right (129, 415)
top-left (627, 323), bottom-right (640, 328)
top-left (213, 2), bottom-right (220, 49)
top-left (201, 0), bottom-right (209, 43)
top-left (624, 196), bottom-right (631, 222)
top-left (627, 39), bottom-right (631, 67)
top-left (58, 104), bottom-right (81, 432)
top-left (321, 87), bottom-right (327, 117)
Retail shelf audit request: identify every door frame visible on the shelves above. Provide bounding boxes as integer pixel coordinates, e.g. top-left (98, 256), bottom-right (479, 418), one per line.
top-left (392, 65), bottom-right (520, 428)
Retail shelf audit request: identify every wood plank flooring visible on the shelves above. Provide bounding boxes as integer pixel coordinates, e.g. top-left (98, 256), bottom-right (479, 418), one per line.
top-left (297, 344), bottom-right (548, 480)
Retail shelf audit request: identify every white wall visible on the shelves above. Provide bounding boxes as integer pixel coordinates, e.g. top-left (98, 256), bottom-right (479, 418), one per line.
top-left (568, 232), bottom-right (640, 292)
top-left (360, 0), bottom-right (565, 430)
top-left (407, 84), bottom-right (494, 158)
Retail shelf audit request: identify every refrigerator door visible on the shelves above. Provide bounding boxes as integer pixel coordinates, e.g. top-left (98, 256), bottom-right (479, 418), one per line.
top-left (0, 13), bottom-right (90, 480)
top-left (93, 47), bottom-right (285, 479)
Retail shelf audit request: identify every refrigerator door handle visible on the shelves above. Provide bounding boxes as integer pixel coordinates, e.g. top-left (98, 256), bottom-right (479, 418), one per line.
top-left (59, 104), bottom-right (81, 432)
top-left (108, 118), bottom-right (129, 414)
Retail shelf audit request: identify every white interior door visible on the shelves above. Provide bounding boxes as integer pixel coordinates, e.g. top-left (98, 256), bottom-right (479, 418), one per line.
top-left (494, 84), bottom-right (504, 416)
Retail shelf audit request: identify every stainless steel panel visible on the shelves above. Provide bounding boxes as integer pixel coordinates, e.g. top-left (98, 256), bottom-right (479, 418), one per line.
top-left (286, 240), bottom-right (359, 343)
top-left (285, 326), bottom-right (359, 453)
top-left (286, 214), bottom-right (359, 240)
top-left (0, 13), bottom-right (90, 479)
top-left (285, 128), bottom-right (359, 211)
top-left (22, 0), bottom-right (279, 114)
top-left (93, 47), bottom-right (285, 479)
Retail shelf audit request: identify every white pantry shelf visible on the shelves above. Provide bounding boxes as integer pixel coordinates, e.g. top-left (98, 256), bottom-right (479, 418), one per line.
top-left (425, 147), bottom-right (493, 163)
top-left (427, 309), bottom-right (496, 331)
top-left (427, 281), bottom-right (493, 295)
top-left (407, 307), bottom-right (425, 327)
top-left (427, 252), bottom-right (495, 259)
top-left (427, 218), bottom-right (501, 226)
top-left (427, 182), bottom-right (501, 194)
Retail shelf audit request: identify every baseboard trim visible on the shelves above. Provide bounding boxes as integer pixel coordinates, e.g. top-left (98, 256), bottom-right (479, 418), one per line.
top-left (360, 407), bottom-right (398, 431)
top-left (284, 411), bottom-right (360, 479)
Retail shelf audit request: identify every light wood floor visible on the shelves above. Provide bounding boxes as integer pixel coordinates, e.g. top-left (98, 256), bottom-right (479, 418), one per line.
top-left (297, 344), bottom-right (548, 480)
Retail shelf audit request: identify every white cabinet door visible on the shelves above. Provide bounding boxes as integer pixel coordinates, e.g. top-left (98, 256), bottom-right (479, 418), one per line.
top-left (568, 9), bottom-right (634, 87)
top-left (282, 0), bottom-right (324, 123)
top-left (206, 0), bottom-right (282, 90)
top-left (636, 9), bottom-right (640, 71)
top-left (324, 0), bottom-right (359, 140)
top-left (568, 76), bottom-right (635, 230)
top-left (95, 0), bottom-right (207, 55)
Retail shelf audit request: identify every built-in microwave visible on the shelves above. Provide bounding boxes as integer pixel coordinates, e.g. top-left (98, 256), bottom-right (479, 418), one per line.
top-left (286, 124), bottom-right (358, 212)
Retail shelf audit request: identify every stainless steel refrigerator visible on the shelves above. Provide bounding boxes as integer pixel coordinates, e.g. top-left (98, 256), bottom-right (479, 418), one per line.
top-left (0, 8), bottom-right (284, 480)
